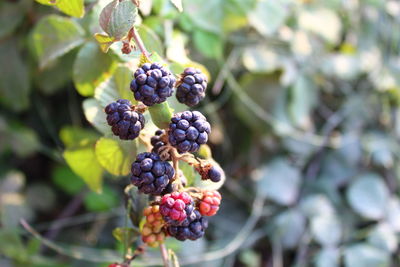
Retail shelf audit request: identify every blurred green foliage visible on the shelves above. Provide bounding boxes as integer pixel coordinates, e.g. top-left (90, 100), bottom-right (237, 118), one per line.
top-left (1, 0), bottom-right (400, 266)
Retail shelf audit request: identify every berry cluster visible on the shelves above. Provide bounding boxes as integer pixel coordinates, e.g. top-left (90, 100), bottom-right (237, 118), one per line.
top-left (105, 99), bottom-right (145, 140)
top-left (141, 205), bottom-right (166, 247)
top-left (168, 111), bottom-right (211, 153)
top-left (176, 67), bottom-right (207, 107)
top-left (104, 62), bottom-right (224, 251)
top-left (131, 152), bottom-right (174, 195)
top-left (130, 63), bottom-right (176, 106)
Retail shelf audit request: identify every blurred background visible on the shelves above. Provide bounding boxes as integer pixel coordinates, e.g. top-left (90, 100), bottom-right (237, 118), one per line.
top-left (1, 0), bottom-right (400, 266)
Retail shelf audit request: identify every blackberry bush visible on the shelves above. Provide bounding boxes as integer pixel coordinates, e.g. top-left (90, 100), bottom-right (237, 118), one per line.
top-left (168, 111), bottom-right (211, 153)
top-left (176, 67), bottom-right (207, 107)
top-left (85, 1), bottom-right (225, 266)
top-left (130, 63), bottom-right (176, 106)
top-left (105, 99), bottom-right (145, 140)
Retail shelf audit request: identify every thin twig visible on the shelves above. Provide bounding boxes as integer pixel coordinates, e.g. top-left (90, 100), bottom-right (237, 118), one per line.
top-left (131, 27), bottom-right (150, 60)
top-left (160, 243), bottom-right (170, 267)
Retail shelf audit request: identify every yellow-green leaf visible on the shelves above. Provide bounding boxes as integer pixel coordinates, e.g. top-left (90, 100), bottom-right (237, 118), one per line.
top-left (73, 42), bottom-right (116, 97)
top-left (57, 0), bottom-right (85, 18)
top-left (148, 102), bottom-right (174, 129)
top-left (94, 33), bottom-right (116, 53)
top-left (95, 137), bottom-right (137, 176)
top-left (63, 145), bottom-right (103, 193)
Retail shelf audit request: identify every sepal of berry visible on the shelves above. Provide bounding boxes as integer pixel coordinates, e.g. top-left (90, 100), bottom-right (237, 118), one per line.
top-left (199, 190), bottom-right (221, 216)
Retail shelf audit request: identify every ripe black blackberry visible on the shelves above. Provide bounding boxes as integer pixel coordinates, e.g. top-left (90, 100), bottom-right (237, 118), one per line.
top-left (130, 63), bottom-right (176, 106)
top-left (105, 99), bottom-right (145, 140)
top-left (131, 152), bottom-right (175, 195)
top-left (176, 67), bottom-right (207, 107)
top-left (167, 209), bottom-right (208, 241)
top-left (169, 111), bottom-right (211, 153)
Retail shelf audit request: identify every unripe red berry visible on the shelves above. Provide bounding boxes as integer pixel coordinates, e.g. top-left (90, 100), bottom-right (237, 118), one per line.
top-left (199, 190), bottom-right (221, 217)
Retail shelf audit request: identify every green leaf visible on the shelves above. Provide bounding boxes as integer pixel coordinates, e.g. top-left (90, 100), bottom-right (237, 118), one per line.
top-left (112, 227), bottom-right (138, 245)
top-left (288, 76), bottom-right (317, 129)
top-left (272, 209), bottom-right (306, 249)
top-left (315, 248), bottom-right (340, 267)
top-left (344, 244), bottom-right (390, 267)
top-left (137, 25), bottom-right (164, 57)
top-left (59, 126), bottom-right (99, 148)
top-left (94, 33), bottom-right (116, 53)
top-left (52, 166), bottom-right (85, 195)
top-left (0, 39), bottom-right (30, 112)
top-left (179, 161), bottom-right (199, 186)
top-left (242, 45), bottom-right (282, 73)
top-left (57, 0), bottom-right (85, 18)
top-left (94, 65), bottom-right (136, 107)
top-left (73, 42), bottom-right (116, 97)
top-left (0, 1), bottom-right (30, 38)
top-left (35, 51), bottom-right (76, 95)
top-left (63, 145), bottom-right (103, 193)
top-left (347, 173), bottom-right (389, 220)
top-left (83, 98), bottom-right (111, 135)
top-left (36, 0), bottom-right (85, 17)
top-left (7, 124), bottom-right (40, 157)
top-left (31, 15), bottom-right (85, 69)
top-left (107, 0), bottom-right (137, 40)
top-left (298, 8), bottom-right (342, 44)
top-left (35, 0), bottom-right (58, 5)
top-left (248, 0), bottom-right (289, 36)
top-left (60, 126), bottom-right (103, 192)
top-left (95, 137), bottom-right (137, 176)
top-left (170, 0), bottom-right (183, 12)
top-left (367, 223), bottom-right (398, 253)
top-left (254, 158), bottom-right (300, 205)
top-left (83, 186), bottom-right (118, 211)
top-left (148, 102), bottom-right (174, 129)
top-left (310, 214), bottom-right (342, 247)
top-left (193, 30), bottom-right (223, 59)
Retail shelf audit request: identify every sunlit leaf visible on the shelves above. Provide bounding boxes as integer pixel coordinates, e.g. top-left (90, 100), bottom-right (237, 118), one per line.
top-left (31, 15), bottom-right (85, 69)
top-left (73, 42), bottom-right (116, 97)
top-left (95, 137), bottom-right (137, 176)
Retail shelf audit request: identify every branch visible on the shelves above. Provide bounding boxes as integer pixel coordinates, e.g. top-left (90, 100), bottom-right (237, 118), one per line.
top-left (130, 27), bottom-right (150, 60)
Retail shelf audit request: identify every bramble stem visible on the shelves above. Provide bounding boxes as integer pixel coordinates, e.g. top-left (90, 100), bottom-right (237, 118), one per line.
top-left (160, 243), bottom-right (169, 267)
top-left (130, 27), bottom-right (150, 60)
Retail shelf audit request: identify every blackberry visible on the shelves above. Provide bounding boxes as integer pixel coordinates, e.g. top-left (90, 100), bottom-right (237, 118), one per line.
top-left (141, 205), bottom-right (166, 247)
top-left (208, 166), bottom-right (222, 182)
top-left (131, 152), bottom-right (174, 195)
top-left (130, 63), bottom-right (176, 106)
top-left (167, 209), bottom-right (208, 241)
top-left (105, 99), bottom-right (145, 140)
top-left (199, 190), bottom-right (221, 216)
top-left (168, 111), bottom-right (211, 153)
top-left (176, 67), bottom-right (207, 107)
top-left (160, 192), bottom-right (193, 225)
